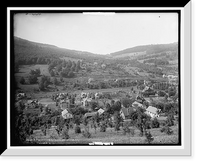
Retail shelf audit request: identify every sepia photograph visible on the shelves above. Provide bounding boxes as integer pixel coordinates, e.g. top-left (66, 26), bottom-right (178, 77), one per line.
top-left (10, 10), bottom-right (181, 147)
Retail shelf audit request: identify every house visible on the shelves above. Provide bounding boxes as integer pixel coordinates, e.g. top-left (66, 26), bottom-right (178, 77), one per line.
top-left (84, 112), bottom-right (98, 118)
top-left (120, 107), bottom-right (135, 120)
top-left (101, 64), bottom-right (106, 69)
top-left (120, 107), bottom-right (128, 120)
top-left (142, 87), bottom-right (156, 97)
top-left (88, 78), bottom-right (95, 84)
top-left (95, 92), bottom-right (100, 99)
top-left (81, 92), bottom-right (87, 98)
top-left (61, 109), bottom-right (73, 119)
top-left (145, 106), bottom-right (161, 118)
top-left (81, 98), bottom-right (92, 107)
top-left (132, 101), bottom-right (143, 108)
top-left (136, 95), bottom-right (146, 103)
top-left (98, 108), bottom-right (105, 115)
top-left (93, 62), bottom-right (98, 66)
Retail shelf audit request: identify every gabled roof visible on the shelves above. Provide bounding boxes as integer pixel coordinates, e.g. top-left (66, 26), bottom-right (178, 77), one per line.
top-left (142, 87), bottom-right (154, 93)
top-left (121, 107), bottom-right (129, 117)
top-left (61, 109), bottom-right (73, 119)
top-left (98, 108), bottom-right (105, 115)
top-left (46, 103), bottom-right (57, 110)
top-left (142, 86), bottom-right (150, 92)
top-left (132, 101), bottom-right (143, 107)
top-left (85, 112), bottom-right (98, 118)
top-left (146, 106), bottom-right (160, 114)
top-left (120, 107), bottom-right (136, 119)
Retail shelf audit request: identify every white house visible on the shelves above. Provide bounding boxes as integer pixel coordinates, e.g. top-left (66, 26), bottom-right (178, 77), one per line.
top-left (145, 106), bottom-right (160, 118)
top-left (94, 62), bottom-right (98, 66)
top-left (61, 109), bottom-right (73, 119)
top-left (81, 92), bottom-right (87, 98)
top-left (101, 64), bottom-right (106, 69)
top-left (88, 78), bottom-right (94, 83)
top-left (98, 108), bottom-right (105, 115)
top-left (81, 98), bottom-right (92, 107)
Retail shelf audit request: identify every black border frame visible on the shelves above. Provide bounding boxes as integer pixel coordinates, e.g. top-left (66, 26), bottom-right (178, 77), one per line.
top-left (0, 0), bottom-right (194, 160)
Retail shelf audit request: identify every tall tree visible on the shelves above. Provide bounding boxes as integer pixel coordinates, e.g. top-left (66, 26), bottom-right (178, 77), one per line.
top-left (49, 70), bottom-right (55, 77)
top-left (38, 75), bottom-right (51, 91)
top-left (52, 77), bottom-right (59, 86)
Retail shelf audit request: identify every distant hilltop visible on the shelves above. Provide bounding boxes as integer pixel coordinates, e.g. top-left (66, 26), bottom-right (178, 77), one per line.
top-left (14, 36), bottom-right (178, 61)
top-left (110, 43), bottom-right (178, 58)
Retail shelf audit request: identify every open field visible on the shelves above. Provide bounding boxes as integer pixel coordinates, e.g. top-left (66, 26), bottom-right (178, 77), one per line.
top-left (27, 125), bottom-right (179, 145)
top-left (16, 65), bottom-right (50, 78)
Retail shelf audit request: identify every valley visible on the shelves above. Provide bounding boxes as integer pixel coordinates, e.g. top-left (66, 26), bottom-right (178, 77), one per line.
top-left (13, 37), bottom-right (179, 145)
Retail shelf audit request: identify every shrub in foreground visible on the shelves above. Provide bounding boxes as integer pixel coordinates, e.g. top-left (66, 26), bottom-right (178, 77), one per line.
top-left (145, 131), bottom-right (154, 144)
top-left (151, 117), bottom-right (160, 128)
top-left (160, 126), bottom-right (173, 135)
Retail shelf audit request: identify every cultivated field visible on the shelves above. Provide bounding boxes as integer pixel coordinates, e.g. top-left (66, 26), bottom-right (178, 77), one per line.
top-left (26, 120), bottom-right (179, 145)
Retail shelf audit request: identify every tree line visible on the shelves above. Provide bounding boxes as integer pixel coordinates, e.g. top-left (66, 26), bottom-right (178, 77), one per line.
top-left (48, 59), bottom-right (81, 78)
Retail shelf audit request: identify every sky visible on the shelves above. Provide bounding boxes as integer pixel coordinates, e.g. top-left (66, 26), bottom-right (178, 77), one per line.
top-left (14, 12), bottom-right (178, 55)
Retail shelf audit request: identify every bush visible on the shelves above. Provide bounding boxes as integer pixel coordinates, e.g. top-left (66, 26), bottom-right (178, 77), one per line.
top-left (30, 68), bottom-right (41, 77)
top-left (168, 90), bottom-right (176, 97)
top-left (28, 74), bottom-right (38, 84)
top-left (41, 125), bottom-right (47, 136)
top-left (38, 75), bottom-right (51, 91)
top-left (75, 125), bottom-right (81, 134)
top-left (160, 126), bottom-right (173, 135)
top-left (49, 70), bottom-right (55, 77)
top-left (61, 126), bottom-right (70, 139)
top-left (122, 122), bottom-right (131, 135)
top-left (130, 128), bottom-right (135, 136)
top-left (145, 131), bottom-right (154, 144)
top-left (166, 114), bottom-right (174, 126)
top-left (121, 97), bottom-right (132, 108)
top-left (19, 77), bottom-right (26, 84)
top-left (60, 76), bottom-right (64, 82)
top-left (14, 113), bottom-right (33, 144)
top-left (52, 77), bottom-right (59, 85)
top-left (68, 71), bottom-right (75, 78)
top-left (82, 127), bottom-right (91, 138)
top-left (114, 111), bottom-right (121, 131)
top-left (100, 121), bottom-right (107, 132)
top-left (89, 101), bottom-right (98, 111)
top-left (158, 90), bottom-right (166, 97)
top-left (151, 117), bottom-right (160, 128)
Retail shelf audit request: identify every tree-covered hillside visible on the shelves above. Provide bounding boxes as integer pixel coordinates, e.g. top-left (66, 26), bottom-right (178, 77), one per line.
top-left (14, 37), bottom-right (105, 64)
top-left (110, 43), bottom-right (178, 57)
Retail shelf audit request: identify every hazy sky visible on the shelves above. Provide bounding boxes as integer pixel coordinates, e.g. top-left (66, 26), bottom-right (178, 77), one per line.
top-left (14, 12), bottom-right (178, 54)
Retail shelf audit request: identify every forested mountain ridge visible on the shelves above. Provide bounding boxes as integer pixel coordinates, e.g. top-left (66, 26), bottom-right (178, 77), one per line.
top-left (14, 36), bottom-right (104, 64)
top-left (110, 42), bottom-right (178, 57)
top-left (14, 36), bottom-right (178, 65)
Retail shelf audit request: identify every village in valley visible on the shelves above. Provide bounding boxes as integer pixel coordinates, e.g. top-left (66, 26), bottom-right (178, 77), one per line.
top-left (13, 36), bottom-right (180, 145)
top-left (12, 11), bottom-right (180, 146)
